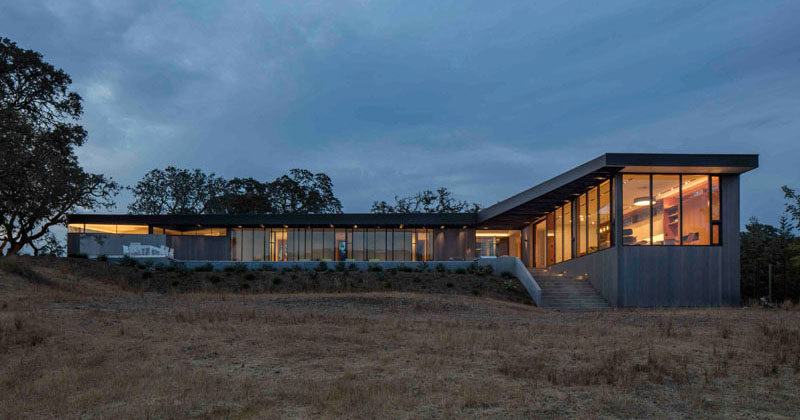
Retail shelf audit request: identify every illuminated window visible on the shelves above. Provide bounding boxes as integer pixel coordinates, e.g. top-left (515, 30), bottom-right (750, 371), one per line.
top-left (84, 224), bottom-right (119, 234)
top-left (68, 224), bottom-right (84, 233)
top-left (555, 208), bottom-right (563, 263)
top-left (652, 175), bottom-right (680, 245)
top-left (563, 203), bottom-right (572, 260)
top-left (534, 221), bottom-right (547, 268)
top-left (711, 176), bottom-right (721, 245)
top-left (681, 175), bottom-right (711, 245)
top-left (622, 174), bottom-right (651, 245)
top-left (587, 187), bottom-right (598, 252)
top-left (598, 181), bottom-right (612, 250)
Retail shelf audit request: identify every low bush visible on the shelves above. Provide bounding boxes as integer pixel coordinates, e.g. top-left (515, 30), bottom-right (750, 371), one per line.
top-left (335, 262), bottom-right (346, 272)
top-left (500, 271), bottom-right (514, 279)
top-left (348, 263), bottom-right (360, 272)
top-left (397, 264), bottom-right (413, 272)
top-left (119, 256), bottom-right (137, 267)
top-left (261, 264), bottom-right (276, 272)
top-left (387, 267), bottom-right (398, 274)
top-left (454, 268), bottom-right (467, 275)
top-left (68, 253), bottom-right (88, 259)
top-left (368, 263), bottom-right (383, 272)
top-left (224, 263), bottom-right (248, 273)
top-left (97, 254), bottom-right (108, 262)
top-left (194, 263), bottom-right (214, 272)
top-left (315, 261), bottom-right (328, 272)
top-left (435, 263), bottom-right (446, 273)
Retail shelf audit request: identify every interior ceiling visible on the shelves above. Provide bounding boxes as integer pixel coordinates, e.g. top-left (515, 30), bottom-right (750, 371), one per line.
top-left (478, 167), bottom-right (620, 230)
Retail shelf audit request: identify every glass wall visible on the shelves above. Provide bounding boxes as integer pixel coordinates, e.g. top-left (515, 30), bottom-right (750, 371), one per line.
top-left (622, 174), bottom-right (721, 246)
top-left (598, 181), bottom-right (612, 249)
top-left (622, 174), bottom-right (651, 245)
top-left (230, 228), bottom-right (434, 262)
top-left (534, 178), bottom-right (614, 267)
top-left (587, 187), bottom-right (598, 253)
top-left (69, 224), bottom-right (149, 234)
top-left (652, 175), bottom-right (680, 245)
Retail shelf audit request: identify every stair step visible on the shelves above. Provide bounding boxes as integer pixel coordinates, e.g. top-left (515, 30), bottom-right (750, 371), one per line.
top-left (533, 272), bottom-right (611, 310)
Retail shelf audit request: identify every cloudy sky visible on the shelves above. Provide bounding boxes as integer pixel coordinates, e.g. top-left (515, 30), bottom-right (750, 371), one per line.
top-left (3, 0), bottom-right (799, 226)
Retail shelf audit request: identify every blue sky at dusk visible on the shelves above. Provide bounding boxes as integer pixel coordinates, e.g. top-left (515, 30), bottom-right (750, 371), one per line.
top-left (3, 0), bottom-right (799, 226)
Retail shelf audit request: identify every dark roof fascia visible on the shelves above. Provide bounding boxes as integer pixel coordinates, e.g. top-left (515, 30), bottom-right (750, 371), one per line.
top-left (477, 154), bottom-right (609, 224)
top-left (66, 213), bottom-right (478, 228)
top-left (477, 153), bottom-right (759, 225)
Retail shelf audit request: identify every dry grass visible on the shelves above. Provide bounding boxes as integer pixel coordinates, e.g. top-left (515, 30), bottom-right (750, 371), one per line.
top-left (1, 255), bottom-right (799, 419)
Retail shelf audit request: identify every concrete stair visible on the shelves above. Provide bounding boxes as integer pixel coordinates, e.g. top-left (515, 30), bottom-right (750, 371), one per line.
top-left (529, 269), bottom-right (611, 311)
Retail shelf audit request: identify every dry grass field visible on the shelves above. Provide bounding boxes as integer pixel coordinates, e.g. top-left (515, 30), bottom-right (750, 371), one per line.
top-left (1, 256), bottom-right (799, 419)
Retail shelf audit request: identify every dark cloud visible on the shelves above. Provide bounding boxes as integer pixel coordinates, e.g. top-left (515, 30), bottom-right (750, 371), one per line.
top-left (2, 0), bottom-right (799, 226)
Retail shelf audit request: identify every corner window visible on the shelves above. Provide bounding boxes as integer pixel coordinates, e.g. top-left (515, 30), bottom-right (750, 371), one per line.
top-left (622, 174), bottom-right (720, 246)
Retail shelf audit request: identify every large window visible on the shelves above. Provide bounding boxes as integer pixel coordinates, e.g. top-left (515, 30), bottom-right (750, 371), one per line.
top-left (70, 224), bottom-right (149, 234)
top-left (622, 174), bottom-right (720, 246)
top-left (534, 178), bottom-right (614, 268)
top-left (598, 181), bottom-right (611, 250)
top-left (230, 227), bottom-right (433, 262)
top-left (622, 174), bottom-right (651, 245)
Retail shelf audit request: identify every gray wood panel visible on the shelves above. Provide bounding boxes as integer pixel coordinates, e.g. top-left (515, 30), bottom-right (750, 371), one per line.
top-left (619, 246), bottom-right (731, 307)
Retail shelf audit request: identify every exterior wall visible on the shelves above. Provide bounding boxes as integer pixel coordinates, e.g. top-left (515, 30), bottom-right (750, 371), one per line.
top-left (167, 235), bottom-right (230, 261)
top-left (67, 233), bottom-right (170, 258)
top-left (433, 228), bottom-right (475, 260)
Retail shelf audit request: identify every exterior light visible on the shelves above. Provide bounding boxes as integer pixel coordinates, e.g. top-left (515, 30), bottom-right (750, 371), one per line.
top-left (329, 224), bottom-right (334, 228)
top-left (440, 225), bottom-right (445, 229)
top-left (353, 225), bottom-right (358, 229)
top-left (547, 232), bottom-right (555, 237)
top-left (283, 224), bottom-right (288, 228)
top-left (399, 224), bottom-right (404, 229)
top-left (634, 196), bottom-right (655, 206)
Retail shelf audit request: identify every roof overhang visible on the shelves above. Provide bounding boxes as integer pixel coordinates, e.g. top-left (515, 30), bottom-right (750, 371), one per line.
top-left (66, 213), bottom-right (478, 229)
top-left (477, 153), bottom-right (758, 230)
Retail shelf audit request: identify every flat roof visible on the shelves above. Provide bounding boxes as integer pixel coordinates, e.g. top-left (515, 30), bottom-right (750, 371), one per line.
top-left (67, 213), bottom-right (478, 229)
top-left (477, 153), bottom-right (758, 229)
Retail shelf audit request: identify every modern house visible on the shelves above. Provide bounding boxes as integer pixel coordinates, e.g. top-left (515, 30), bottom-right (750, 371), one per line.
top-left (67, 153), bottom-right (758, 307)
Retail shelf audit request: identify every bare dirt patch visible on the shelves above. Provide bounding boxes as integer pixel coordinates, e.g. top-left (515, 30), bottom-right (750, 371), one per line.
top-left (1, 256), bottom-right (800, 419)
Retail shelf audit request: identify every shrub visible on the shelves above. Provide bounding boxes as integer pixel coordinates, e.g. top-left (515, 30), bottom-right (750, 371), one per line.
top-left (467, 262), bottom-right (480, 274)
top-left (119, 256), bottom-right (137, 267)
top-left (503, 279), bottom-right (518, 291)
top-left (68, 253), bottom-right (88, 259)
top-left (483, 265), bottom-right (494, 275)
top-left (335, 262), bottom-right (346, 272)
top-left (172, 263), bottom-right (190, 275)
top-left (224, 263), bottom-right (248, 273)
top-left (315, 261), bottom-right (328, 272)
top-left (387, 267), bottom-right (398, 274)
top-left (454, 268), bottom-right (467, 275)
top-left (397, 264), bottom-right (413, 272)
top-left (348, 263), bottom-right (359, 272)
top-left (154, 263), bottom-right (168, 271)
top-left (194, 263), bottom-right (214, 272)
top-left (435, 263), bottom-right (446, 273)
top-left (417, 261), bottom-right (430, 272)
top-left (292, 264), bottom-right (302, 272)
top-left (136, 261), bottom-right (152, 270)
top-left (368, 263), bottom-right (383, 272)
top-left (500, 271), bottom-right (514, 279)
top-left (261, 264), bottom-right (276, 272)
top-left (281, 267), bottom-right (293, 274)
top-left (96, 254), bottom-right (108, 262)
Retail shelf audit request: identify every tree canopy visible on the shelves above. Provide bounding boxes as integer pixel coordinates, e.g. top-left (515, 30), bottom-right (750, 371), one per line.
top-left (0, 37), bottom-right (118, 255)
top-left (371, 187), bottom-right (480, 214)
top-left (128, 168), bottom-right (342, 215)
